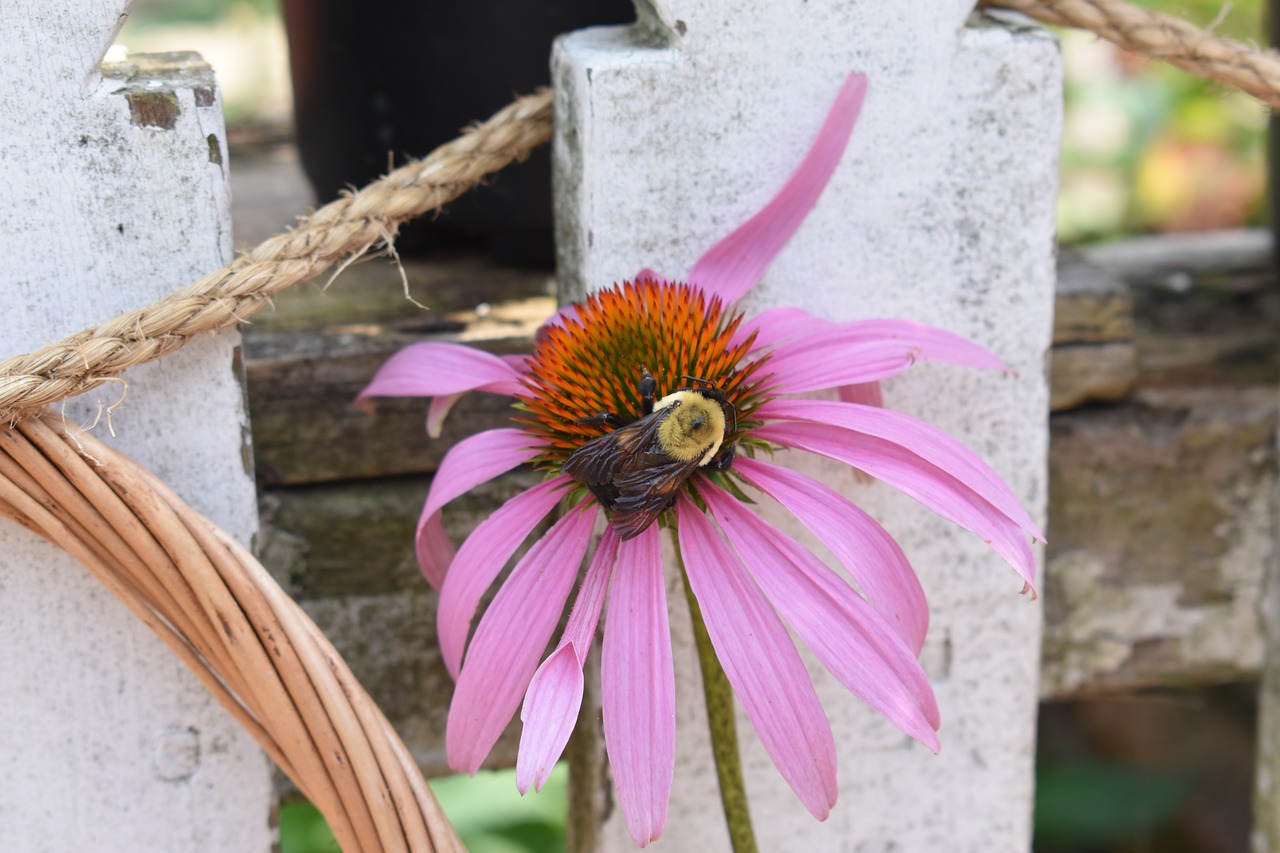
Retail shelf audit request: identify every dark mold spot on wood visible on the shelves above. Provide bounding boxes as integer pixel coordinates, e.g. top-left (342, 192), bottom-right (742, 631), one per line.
top-left (207, 133), bottom-right (222, 165)
top-left (127, 91), bottom-right (180, 129)
top-left (194, 86), bottom-right (216, 108)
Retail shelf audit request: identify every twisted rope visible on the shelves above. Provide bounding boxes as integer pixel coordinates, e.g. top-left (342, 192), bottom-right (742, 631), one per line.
top-left (0, 87), bottom-right (553, 424)
top-left (0, 1), bottom-right (1276, 424)
top-left (980, 0), bottom-right (1280, 109)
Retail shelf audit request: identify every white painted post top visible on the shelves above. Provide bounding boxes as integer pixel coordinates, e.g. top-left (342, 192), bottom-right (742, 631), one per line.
top-left (555, 2), bottom-right (1057, 849)
top-left (0, 3), bottom-right (271, 849)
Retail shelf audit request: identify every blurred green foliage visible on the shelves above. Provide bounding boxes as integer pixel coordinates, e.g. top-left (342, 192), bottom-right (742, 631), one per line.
top-left (1058, 0), bottom-right (1267, 241)
top-left (124, 0), bottom-right (276, 27)
top-left (281, 766), bottom-right (568, 853)
top-left (1034, 760), bottom-right (1193, 851)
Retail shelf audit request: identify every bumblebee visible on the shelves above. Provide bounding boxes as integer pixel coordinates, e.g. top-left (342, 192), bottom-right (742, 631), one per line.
top-left (563, 369), bottom-right (736, 540)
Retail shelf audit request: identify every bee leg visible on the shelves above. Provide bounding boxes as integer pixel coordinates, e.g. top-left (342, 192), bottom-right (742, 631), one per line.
top-left (707, 443), bottom-right (736, 472)
top-left (576, 411), bottom-right (633, 429)
top-left (638, 368), bottom-right (657, 415)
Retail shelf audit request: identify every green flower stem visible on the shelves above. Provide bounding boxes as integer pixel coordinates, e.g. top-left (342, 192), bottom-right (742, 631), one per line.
top-left (676, 546), bottom-right (758, 853)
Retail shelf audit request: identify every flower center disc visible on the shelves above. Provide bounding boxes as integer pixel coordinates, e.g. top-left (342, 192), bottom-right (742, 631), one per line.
top-left (515, 278), bottom-right (766, 465)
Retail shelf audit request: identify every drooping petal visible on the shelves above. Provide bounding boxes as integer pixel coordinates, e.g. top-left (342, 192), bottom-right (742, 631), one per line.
top-left (675, 494), bottom-right (838, 819)
top-left (731, 306), bottom-right (835, 350)
top-left (734, 456), bottom-right (927, 655)
top-left (446, 503), bottom-right (598, 774)
top-left (425, 392), bottom-right (464, 439)
top-left (759, 399), bottom-right (1043, 540)
top-left (753, 419), bottom-right (1037, 593)
top-left (833, 319), bottom-right (1010, 372)
top-left (702, 486), bottom-right (939, 744)
top-left (437, 477), bottom-right (572, 678)
top-left (422, 429), bottom-right (541, 521)
top-left (425, 354), bottom-right (533, 437)
top-left (603, 524), bottom-right (675, 847)
top-left (838, 381), bottom-right (883, 408)
top-left (414, 429), bottom-right (539, 587)
top-left (688, 73), bottom-right (868, 304)
top-left (517, 528), bottom-right (619, 794)
top-left (357, 341), bottom-right (525, 405)
top-left (759, 336), bottom-right (919, 394)
top-left (417, 510), bottom-right (456, 590)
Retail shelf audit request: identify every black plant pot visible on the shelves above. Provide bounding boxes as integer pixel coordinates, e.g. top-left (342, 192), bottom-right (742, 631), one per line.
top-left (282, 0), bottom-right (635, 266)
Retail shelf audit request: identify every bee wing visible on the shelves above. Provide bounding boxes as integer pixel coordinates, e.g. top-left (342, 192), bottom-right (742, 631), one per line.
top-left (562, 409), bottom-right (672, 486)
top-left (607, 453), bottom-right (704, 539)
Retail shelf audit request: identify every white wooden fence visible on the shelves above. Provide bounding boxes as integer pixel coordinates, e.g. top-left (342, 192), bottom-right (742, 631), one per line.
top-left (0, 1), bottom-right (271, 848)
top-left (9, 1), bottom-right (1275, 851)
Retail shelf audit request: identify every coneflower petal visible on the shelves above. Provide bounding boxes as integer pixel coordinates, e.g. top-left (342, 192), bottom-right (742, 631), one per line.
top-left (422, 429), bottom-right (540, 521)
top-left (417, 512), bottom-right (455, 590)
top-left (732, 305), bottom-right (835, 350)
top-left (416, 429), bottom-right (539, 586)
top-left (357, 341), bottom-right (524, 403)
top-left (759, 399), bottom-right (1043, 541)
top-left (703, 486), bottom-right (940, 743)
top-left (603, 525), bottom-right (675, 847)
top-left (734, 457), bottom-right (928, 656)
top-left (446, 504), bottom-right (598, 774)
top-left (437, 476), bottom-right (573, 678)
top-left (760, 338), bottom-right (918, 394)
top-left (687, 73), bottom-right (867, 305)
top-left (516, 528), bottom-right (619, 794)
top-left (676, 495), bottom-right (838, 819)
top-left (754, 420), bottom-right (1038, 593)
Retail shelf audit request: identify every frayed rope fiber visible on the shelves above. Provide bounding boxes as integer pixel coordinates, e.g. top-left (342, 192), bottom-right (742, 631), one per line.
top-left (0, 87), bottom-right (553, 424)
top-left (979, 0), bottom-right (1280, 110)
top-left (0, 0), bottom-right (1277, 423)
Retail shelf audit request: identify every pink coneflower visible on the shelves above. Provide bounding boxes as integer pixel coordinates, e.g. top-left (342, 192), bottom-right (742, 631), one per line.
top-left (359, 72), bottom-right (1041, 846)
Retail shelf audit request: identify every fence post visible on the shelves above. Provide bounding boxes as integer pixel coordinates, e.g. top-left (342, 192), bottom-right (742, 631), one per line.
top-left (555, 4), bottom-right (1058, 849)
top-left (0, 5), bottom-right (272, 849)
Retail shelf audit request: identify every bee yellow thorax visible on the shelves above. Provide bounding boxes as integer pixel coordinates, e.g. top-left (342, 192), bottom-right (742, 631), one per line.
top-left (653, 391), bottom-right (726, 465)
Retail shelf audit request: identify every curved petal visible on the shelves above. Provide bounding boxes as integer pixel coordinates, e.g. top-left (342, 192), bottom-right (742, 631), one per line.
top-left (675, 495), bottom-right (837, 819)
top-left (759, 336), bottom-right (919, 394)
top-left (753, 419), bottom-right (1037, 593)
top-left (688, 73), bottom-right (868, 304)
top-left (426, 355), bottom-right (532, 437)
top-left (833, 319), bottom-right (1010, 372)
top-left (423, 429), bottom-right (541, 521)
top-left (446, 503), bottom-right (598, 774)
top-left (759, 399), bottom-right (1043, 541)
top-left (837, 381), bottom-right (882, 408)
top-left (635, 267), bottom-right (673, 286)
top-left (734, 456), bottom-right (927, 656)
top-left (357, 341), bottom-right (525, 405)
top-left (602, 524), bottom-right (674, 847)
top-left (732, 306), bottom-right (835, 351)
top-left (517, 528), bottom-right (619, 794)
top-left (417, 511), bottom-right (455, 590)
top-left (425, 393), bottom-right (464, 439)
top-left (437, 477), bottom-right (572, 678)
top-left (702, 486), bottom-right (939, 744)
top-left (413, 429), bottom-right (541, 587)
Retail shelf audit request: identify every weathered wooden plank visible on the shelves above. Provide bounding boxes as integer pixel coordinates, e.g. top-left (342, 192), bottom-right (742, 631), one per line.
top-left (244, 256), bottom-right (552, 486)
top-left (1050, 255), bottom-right (1139, 411)
top-left (1043, 387), bottom-right (1277, 698)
